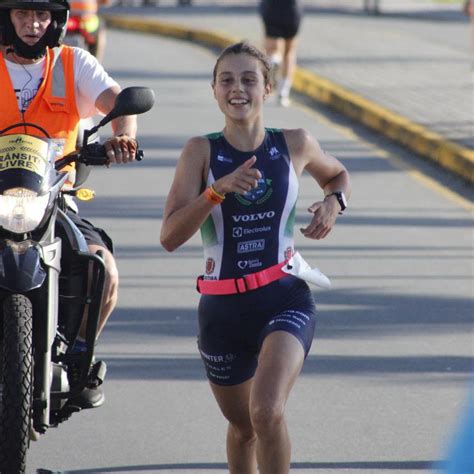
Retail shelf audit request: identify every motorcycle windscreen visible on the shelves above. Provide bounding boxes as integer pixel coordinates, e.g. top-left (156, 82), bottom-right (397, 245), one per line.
top-left (0, 134), bottom-right (57, 233)
top-left (0, 133), bottom-right (52, 194)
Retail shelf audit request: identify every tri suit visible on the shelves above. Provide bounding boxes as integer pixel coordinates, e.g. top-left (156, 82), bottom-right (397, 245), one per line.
top-left (198, 128), bottom-right (316, 386)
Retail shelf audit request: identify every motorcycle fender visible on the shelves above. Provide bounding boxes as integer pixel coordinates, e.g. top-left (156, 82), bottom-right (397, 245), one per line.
top-left (56, 208), bottom-right (89, 253)
top-left (0, 244), bottom-right (46, 292)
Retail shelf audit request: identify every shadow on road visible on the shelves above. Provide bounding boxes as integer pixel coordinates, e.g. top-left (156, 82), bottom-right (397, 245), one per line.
top-left (99, 284), bottom-right (473, 382)
top-left (103, 353), bottom-right (472, 382)
top-left (105, 3), bottom-right (466, 23)
top-left (106, 286), bottom-right (474, 341)
top-left (37, 458), bottom-right (446, 472)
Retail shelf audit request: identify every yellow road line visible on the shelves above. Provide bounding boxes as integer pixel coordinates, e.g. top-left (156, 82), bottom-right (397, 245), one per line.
top-left (298, 101), bottom-right (474, 211)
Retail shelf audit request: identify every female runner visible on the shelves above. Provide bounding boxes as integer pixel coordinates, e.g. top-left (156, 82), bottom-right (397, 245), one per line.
top-left (160, 42), bottom-right (351, 474)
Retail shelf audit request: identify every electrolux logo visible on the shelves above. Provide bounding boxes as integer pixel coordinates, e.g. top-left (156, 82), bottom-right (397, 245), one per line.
top-left (232, 226), bottom-right (271, 238)
top-left (232, 227), bottom-right (243, 237)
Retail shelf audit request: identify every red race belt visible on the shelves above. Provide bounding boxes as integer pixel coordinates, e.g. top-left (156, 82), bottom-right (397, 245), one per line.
top-left (196, 260), bottom-right (289, 295)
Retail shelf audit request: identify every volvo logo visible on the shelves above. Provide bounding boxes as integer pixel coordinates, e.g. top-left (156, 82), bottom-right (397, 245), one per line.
top-left (232, 211), bottom-right (275, 222)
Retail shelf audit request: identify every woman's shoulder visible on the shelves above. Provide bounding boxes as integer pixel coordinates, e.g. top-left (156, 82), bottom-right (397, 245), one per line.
top-left (281, 128), bottom-right (323, 173)
top-left (180, 135), bottom-right (211, 164)
top-left (281, 127), bottom-right (314, 151)
top-left (185, 134), bottom-right (207, 145)
top-left (184, 134), bottom-right (212, 150)
top-left (184, 131), bottom-right (225, 152)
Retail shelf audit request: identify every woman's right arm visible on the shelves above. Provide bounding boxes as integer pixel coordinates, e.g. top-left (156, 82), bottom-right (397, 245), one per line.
top-left (160, 137), bottom-right (262, 252)
top-left (160, 137), bottom-right (213, 252)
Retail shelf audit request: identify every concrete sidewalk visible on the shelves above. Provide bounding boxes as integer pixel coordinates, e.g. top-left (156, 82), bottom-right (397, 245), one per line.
top-left (102, 0), bottom-right (473, 182)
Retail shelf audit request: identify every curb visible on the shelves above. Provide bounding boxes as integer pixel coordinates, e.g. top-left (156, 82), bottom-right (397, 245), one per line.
top-left (103, 14), bottom-right (474, 184)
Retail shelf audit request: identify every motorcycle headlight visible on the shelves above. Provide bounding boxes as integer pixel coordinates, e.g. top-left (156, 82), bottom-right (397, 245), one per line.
top-left (0, 187), bottom-right (50, 233)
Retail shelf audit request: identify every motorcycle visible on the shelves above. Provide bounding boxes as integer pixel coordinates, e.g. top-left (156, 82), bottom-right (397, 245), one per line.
top-left (0, 86), bottom-right (155, 473)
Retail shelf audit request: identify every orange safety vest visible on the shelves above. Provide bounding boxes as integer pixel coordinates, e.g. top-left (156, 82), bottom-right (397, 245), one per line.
top-left (0, 46), bottom-right (80, 183)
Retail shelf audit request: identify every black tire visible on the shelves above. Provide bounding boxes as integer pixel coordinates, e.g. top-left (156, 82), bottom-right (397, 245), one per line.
top-left (0, 295), bottom-right (34, 474)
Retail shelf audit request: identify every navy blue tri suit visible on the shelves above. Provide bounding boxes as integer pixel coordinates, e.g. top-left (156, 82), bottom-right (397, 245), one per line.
top-left (198, 128), bottom-right (316, 386)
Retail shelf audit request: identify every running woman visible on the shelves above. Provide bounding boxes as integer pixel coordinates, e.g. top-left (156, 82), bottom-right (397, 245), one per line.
top-left (160, 42), bottom-right (351, 474)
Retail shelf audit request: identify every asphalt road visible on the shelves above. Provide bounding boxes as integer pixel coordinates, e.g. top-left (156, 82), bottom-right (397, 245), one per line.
top-left (27, 29), bottom-right (473, 474)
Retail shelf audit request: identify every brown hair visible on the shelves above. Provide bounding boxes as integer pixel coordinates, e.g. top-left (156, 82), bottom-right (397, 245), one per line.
top-left (212, 41), bottom-right (271, 86)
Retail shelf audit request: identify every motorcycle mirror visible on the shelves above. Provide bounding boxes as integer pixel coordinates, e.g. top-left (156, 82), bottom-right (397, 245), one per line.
top-left (98, 87), bottom-right (156, 128)
top-left (83, 87), bottom-right (155, 145)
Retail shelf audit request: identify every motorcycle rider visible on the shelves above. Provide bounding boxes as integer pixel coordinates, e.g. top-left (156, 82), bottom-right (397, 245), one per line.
top-left (0, 0), bottom-right (139, 408)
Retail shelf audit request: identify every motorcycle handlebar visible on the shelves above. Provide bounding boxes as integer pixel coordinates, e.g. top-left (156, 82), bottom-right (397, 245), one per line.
top-left (81, 143), bottom-right (144, 165)
top-left (55, 143), bottom-right (144, 171)
top-left (80, 143), bottom-right (108, 166)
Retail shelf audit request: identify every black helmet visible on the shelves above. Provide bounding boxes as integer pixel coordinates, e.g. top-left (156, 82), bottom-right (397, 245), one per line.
top-left (0, 0), bottom-right (70, 59)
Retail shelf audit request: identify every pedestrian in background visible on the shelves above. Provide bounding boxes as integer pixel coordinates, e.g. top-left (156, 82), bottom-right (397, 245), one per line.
top-left (160, 41), bottom-right (350, 474)
top-left (464, 0), bottom-right (474, 67)
top-left (463, 0), bottom-right (474, 16)
top-left (363, 0), bottom-right (380, 15)
top-left (259, 0), bottom-right (302, 107)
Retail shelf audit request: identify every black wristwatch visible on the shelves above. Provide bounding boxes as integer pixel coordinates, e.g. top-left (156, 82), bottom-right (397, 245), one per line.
top-left (325, 191), bottom-right (347, 214)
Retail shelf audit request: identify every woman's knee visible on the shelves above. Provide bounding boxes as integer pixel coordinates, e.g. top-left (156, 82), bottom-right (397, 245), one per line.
top-left (250, 402), bottom-right (285, 436)
top-left (229, 420), bottom-right (256, 445)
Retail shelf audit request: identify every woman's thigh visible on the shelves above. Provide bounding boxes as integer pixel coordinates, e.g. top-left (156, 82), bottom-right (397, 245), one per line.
top-left (210, 378), bottom-right (254, 429)
top-left (251, 330), bottom-right (304, 412)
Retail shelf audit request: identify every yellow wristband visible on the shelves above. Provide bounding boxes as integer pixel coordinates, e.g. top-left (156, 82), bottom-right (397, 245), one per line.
top-left (210, 184), bottom-right (225, 200)
top-left (204, 186), bottom-right (224, 204)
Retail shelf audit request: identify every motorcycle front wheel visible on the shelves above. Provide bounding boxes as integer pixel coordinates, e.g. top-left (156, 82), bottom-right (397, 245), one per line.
top-left (0, 294), bottom-right (34, 474)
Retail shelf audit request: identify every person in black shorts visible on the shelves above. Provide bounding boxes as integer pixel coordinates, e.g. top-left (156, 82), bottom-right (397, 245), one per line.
top-left (161, 42), bottom-right (351, 473)
top-left (259, 0), bottom-right (302, 106)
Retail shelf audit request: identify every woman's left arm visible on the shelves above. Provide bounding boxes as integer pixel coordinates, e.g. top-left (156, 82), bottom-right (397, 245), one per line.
top-left (285, 128), bottom-right (351, 240)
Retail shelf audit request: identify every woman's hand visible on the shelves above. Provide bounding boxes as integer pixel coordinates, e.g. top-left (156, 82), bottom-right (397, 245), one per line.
top-left (213, 156), bottom-right (262, 195)
top-left (300, 197), bottom-right (340, 240)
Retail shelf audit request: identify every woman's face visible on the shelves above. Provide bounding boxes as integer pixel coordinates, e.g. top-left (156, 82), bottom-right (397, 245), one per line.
top-left (213, 53), bottom-right (271, 121)
top-left (10, 9), bottom-right (52, 46)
